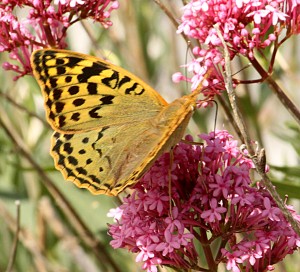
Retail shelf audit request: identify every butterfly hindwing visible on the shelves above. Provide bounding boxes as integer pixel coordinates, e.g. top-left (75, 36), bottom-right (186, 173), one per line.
top-left (51, 96), bottom-right (195, 196)
top-left (50, 124), bottom-right (149, 195)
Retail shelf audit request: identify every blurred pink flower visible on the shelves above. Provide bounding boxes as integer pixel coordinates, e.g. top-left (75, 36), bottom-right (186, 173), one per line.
top-left (0, 0), bottom-right (118, 79)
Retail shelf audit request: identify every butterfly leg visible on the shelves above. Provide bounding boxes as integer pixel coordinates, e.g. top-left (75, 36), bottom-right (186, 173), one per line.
top-left (168, 147), bottom-right (174, 219)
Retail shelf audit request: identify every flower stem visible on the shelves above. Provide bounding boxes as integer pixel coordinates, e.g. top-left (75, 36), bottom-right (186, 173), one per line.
top-left (215, 25), bottom-right (300, 238)
top-left (250, 56), bottom-right (300, 124)
top-left (199, 228), bottom-right (217, 272)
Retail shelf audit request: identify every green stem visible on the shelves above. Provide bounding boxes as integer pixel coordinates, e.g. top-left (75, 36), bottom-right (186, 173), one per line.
top-left (249, 57), bottom-right (300, 124)
top-left (199, 228), bottom-right (218, 272)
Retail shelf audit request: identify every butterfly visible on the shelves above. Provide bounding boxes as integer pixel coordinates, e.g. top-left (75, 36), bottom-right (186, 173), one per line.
top-left (30, 49), bottom-right (204, 196)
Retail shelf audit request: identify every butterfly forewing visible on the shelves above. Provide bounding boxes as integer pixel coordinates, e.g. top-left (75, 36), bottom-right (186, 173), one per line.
top-left (31, 49), bottom-right (168, 132)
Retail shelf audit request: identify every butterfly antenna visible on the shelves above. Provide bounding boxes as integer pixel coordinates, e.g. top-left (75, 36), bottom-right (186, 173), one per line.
top-left (184, 41), bottom-right (191, 92)
top-left (190, 67), bottom-right (214, 99)
top-left (232, 62), bottom-right (252, 76)
top-left (168, 148), bottom-right (174, 219)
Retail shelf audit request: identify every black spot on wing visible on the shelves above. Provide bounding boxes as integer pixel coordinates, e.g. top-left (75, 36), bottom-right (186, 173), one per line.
top-left (100, 95), bottom-right (114, 105)
top-left (68, 85), bottom-right (79, 95)
top-left (63, 143), bottom-right (73, 154)
top-left (77, 62), bottom-right (108, 82)
top-left (44, 85), bottom-right (51, 95)
top-left (57, 154), bottom-right (65, 165)
top-left (46, 98), bottom-right (53, 109)
top-left (86, 158), bottom-right (92, 165)
top-left (49, 111), bottom-right (55, 121)
top-left (58, 115), bottom-right (66, 127)
top-left (76, 176), bottom-right (89, 186)
top-left (101, 70), bottom-right (119, 88)
top-left (89, 175), bottom-right (101, 184)
top-left (76, 167), bottom-right (87, 175)
top-left (71, 112), bottom-right (80, 121)
top-left (89, 107), bottom-right (102, 118)
top-left (73, 98), bottom-right (85, 106)
top-left (50, 78), bottom-right (58, 88)
top-left (68, 156), bottom-right (78, 166)
top-left (53, 89), bottom-right (63, 100)
top-left (82, 137), bottom-right (89, 144)
top-left (56, 58), bottom-right (64, 65)
top-left (67, 57), bottom-right (83, 68)
top-left (87, 83), bottom-right (98, 94)
top-left (65, 76), bottom-right (72, 83)
top-left (65, 167), bottom-right (74, 177)
top-left (97, 126), bottom-right (109, 140)
top-left (64, 134), bottom-right (74, 140)
top-left (125, 82), bottom-right (145, 95)
top-left (55, 102), bottom-right (65, 113)
top-left (118, 75), bottom-right (131, 88)
top-left (56, 66), bottom-right (66, 75)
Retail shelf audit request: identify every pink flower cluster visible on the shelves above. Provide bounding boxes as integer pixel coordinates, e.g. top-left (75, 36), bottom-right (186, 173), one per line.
top-left (174, 0), bottom-right (300, 95)
top-left (108, 130), bottom-right (300, 272)
top-left (0, 0), bottom-right (118, 79)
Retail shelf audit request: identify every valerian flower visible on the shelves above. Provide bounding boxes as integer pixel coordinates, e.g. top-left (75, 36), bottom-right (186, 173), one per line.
top-left (108, 130), bottom-right (300, 272)
top-left (175, 0), bottom-right (300, 96)
top-left (0, 0), bottom-right (118, 79)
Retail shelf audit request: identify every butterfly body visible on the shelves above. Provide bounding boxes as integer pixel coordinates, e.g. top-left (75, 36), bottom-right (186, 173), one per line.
top-left (31, 49), bottom-right (199, 196)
